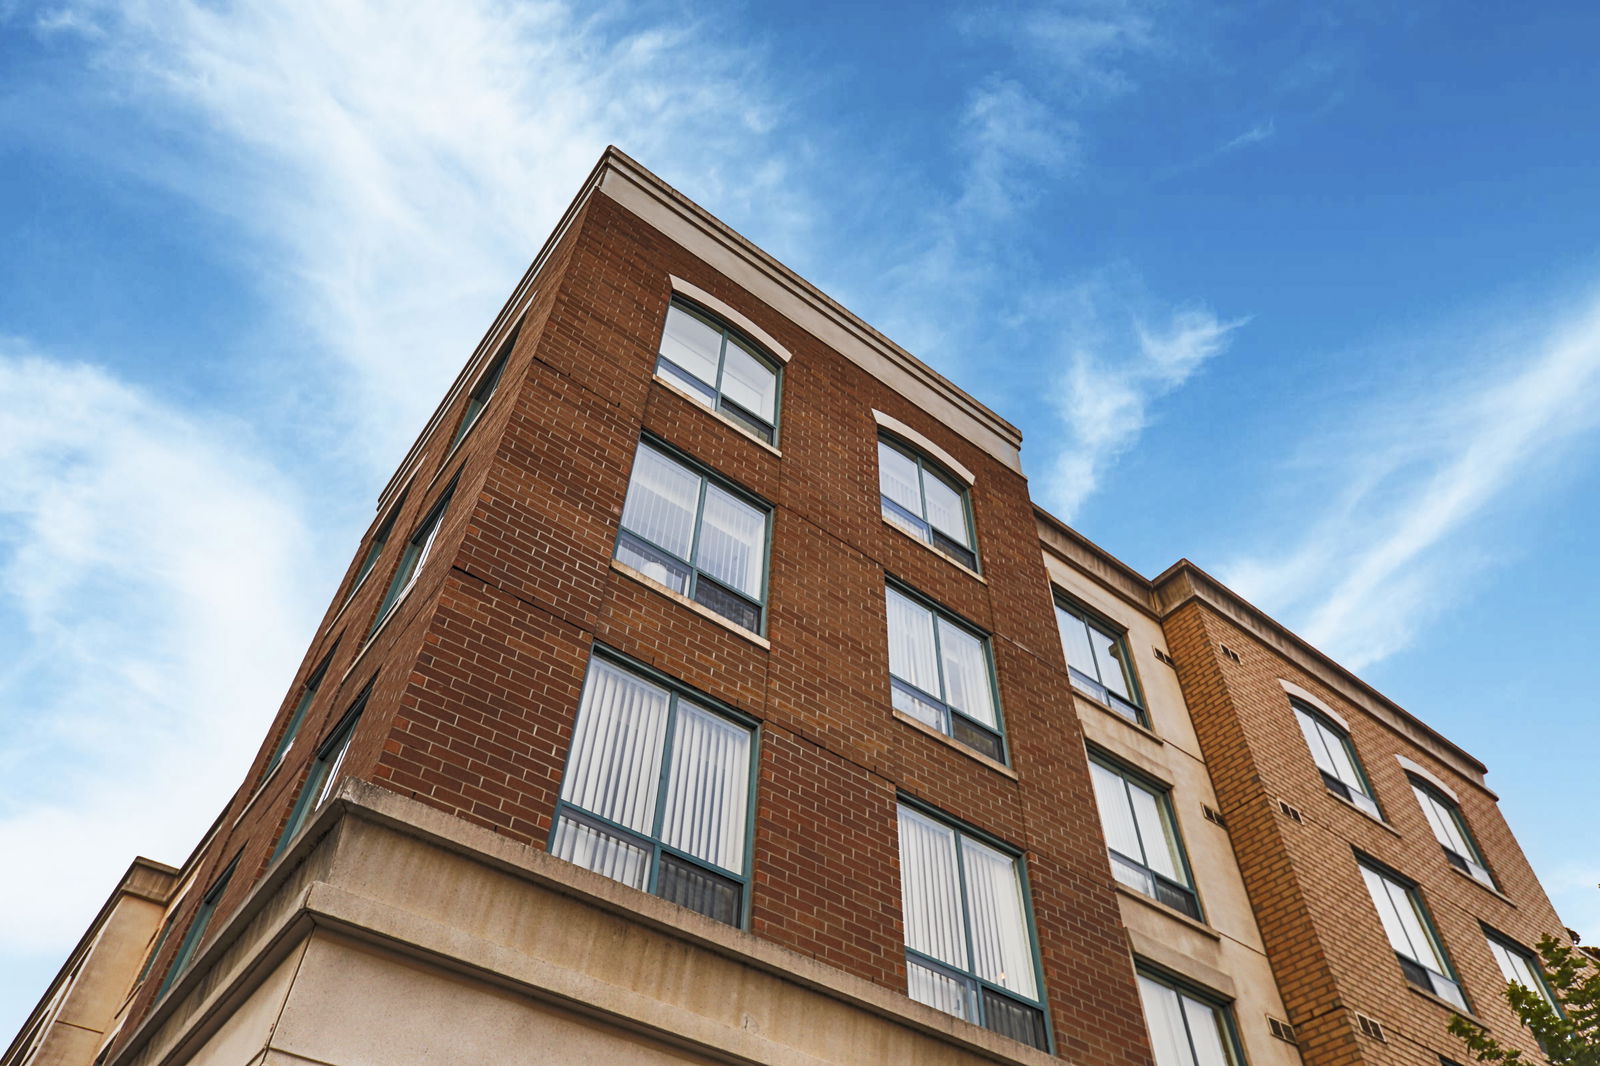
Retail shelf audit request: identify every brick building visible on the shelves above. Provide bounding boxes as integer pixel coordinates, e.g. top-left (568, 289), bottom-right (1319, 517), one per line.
top-left (5, 149), bottom-right (1575, 1066)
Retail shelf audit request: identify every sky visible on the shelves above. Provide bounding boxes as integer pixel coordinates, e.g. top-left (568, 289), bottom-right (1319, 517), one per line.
top-left (2, 0), bottom-right (1598, 1037)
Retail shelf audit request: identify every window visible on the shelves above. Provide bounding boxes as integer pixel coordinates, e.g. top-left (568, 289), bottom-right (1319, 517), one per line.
top-left (1485, 931), bottom-right (1559, 1009)
top-left (1292, 701), bottom-right (1381, 819)
top-left (157, 856), bottom-right (239, 998)
top-left (550, 654), bottom-right (755, 927)
top-left (616, 440), bottom-right (770, 632)
top-left (657, 300), bottom-right (779, 443)
top-left (271, 693), bottom-right (366, 861)
top-left (1138, 970), bottom-right (1244, 1066)
top-left (1055, 601), bottom-right (1144, 724)
top-left (885, 585), bottom-right (1004, 761)
top-left (448, 320), bottom-right (520, 451)
top-left (878, 436), bottom-right (977, 569)
top-left (1358, 859), bottom-right (1467, 1009)
top-left (369, 482), bottom-right (455, 636)
top-left (897, 804), bottom-right (1049, 1050)
top-left (263, 649), bottom-right (335, 778)
top-left (1088, 757), bottom-right (1200, 919)
top-left (135, 910), bottom-right (180, 986)
top-left (342, 493), bottom-right (406, 607)
top-left (1409, 777), bottom-right (1494, 888)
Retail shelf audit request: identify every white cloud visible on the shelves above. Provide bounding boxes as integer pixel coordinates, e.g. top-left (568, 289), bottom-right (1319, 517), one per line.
top-left (0, 344), bottom-right (315, 951)
top-left (1043, 285), bottom-right (1247, 516)
top-left (956, 78), bottom-right (1080, 219)
top-left (1223, 296), bottom-right (1600, 669)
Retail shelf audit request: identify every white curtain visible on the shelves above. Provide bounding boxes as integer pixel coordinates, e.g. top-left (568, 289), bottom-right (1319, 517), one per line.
top-left (1138, 976), bottom-right (1192, 1066)
top-left (561, 660), bottom-right (670, 835)
top-left (1361, 866), bottom-right (1446, 972)
top-left (550, 816), bottom-right (651, 890)
top-left (659, 701), bottom-right (751, 873)
top-left (938, 619), bottom-right (996, 727)
top-left (660, 305), bottom-right (722, 387)
top-left (878, 442), bottom-right (924, 517)
top-left (962, 835), bottom-right (1037, 999)
top-left (1127, 780), bottom-right (1181, 880)
top-left (720, 340), bottom-right (776, 421)
top-left (1056, 607), bottom-right (1097, 681)
top-left (696, 485), bottom-right (765, 597)
top-left (1180, 992), bottom-right (1233, 1066)
top-left (1088, 623), bottom-right (1132, 700)
top-left (922, 471), bottom-right (968, 545)
top-left (1090, 763), bottom-right (1144, 862)
top-left (886, 589), bottom-right (940, 696)
top-left (897, 807), bottom-right (968, 970)
top-left (1414, 786), bottom-right (1471, 857)
top-left (622, 444), bottom-right (700, 561)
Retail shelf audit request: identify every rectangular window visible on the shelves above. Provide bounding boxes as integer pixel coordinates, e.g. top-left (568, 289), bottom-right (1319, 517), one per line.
top-left (369, 483), bottom-right (455, 636)
top-left (156, 856), bottom-right (238, 998)
top-left (897, 804), bottom-right (1049, 1050)
top-left (1358, 859), bottom-right (1468, 1010)
top-left (1089, 757), bottom-right (1201, 919)
top-left (1055, 600), bottom-right (1144, 725)
top-left (1138, 970), bottom-right (1244, 1066)
top-left (616, 440), bottom-right (770, 632)
top-left (342, 493), bottom-right (406, 607)
top-left (551, 654), bottom-right (756, 927)
top-left (1485, 931), bottom-right (1559, 1010)
top-left (657, 300), bottom-right (780, 443)
top-left (1293, 701), bottom-right (1381, 819)
top-left (449, 319), bottom-right (521, 451)
top-left (263, 649), bottom-right (335, 778)
top-left (878, 437), bottom-right (978, 569)
top-left (1410, 777), bottom-right (1494, 888)
top-left (885, 585), bottom-right (1003, 761)
top-left (271, 693), bottom-right (366, 861)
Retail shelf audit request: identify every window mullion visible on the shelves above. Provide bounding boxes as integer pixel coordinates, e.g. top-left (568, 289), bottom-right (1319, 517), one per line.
top-left (928, 611), bottom-right (953, 734)
top-left (712, 330), bottom-right (730, 413)
top-left (1121, 776), bottom-right (1152, 868)
top-left (1176, 990), bottom-right (1207, 1066)
top-left (951, 829), bottom-right (982, 1025)
top-left (646, 692), bottom-right (681, 895)
top-left (684, 472), bottom-right (711, 599)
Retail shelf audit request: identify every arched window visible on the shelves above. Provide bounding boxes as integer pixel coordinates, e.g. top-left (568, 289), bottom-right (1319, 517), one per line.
top-left (657, 300), bottom-right (780, 443)
top-left (877, 435), bottom-right (977, 569)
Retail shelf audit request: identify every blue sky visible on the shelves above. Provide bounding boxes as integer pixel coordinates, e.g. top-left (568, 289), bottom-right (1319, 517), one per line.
top-left (2, 0), bottom-right (1598, 1036)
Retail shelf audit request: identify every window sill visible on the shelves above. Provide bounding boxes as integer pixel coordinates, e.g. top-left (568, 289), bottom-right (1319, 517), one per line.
top-left (231, 759), bottom-right (288, 828)
top-left (880, 518), bottom-right (987, 584)
top-left (1113, 883), bottom-right (1221, 940)
top-left (1450, 863), bottom-right (1515, 906)
top-left (890, 708), bottom-right (1018, 780)
top-left (325, 571), bottom-right (372, 631)
top-left (610, 559), bottom-right (771, 649)
top-left (1325, 789), bottom-right (1402, 838)
top-left (652, 372), bottom-right (782, 457)
top-left (1072, 689), bottom-right (1161, 743)
top-left (1406, 983), bottom-right (1483, 1023)
top-left (338, 582), bottom-right (415, 685)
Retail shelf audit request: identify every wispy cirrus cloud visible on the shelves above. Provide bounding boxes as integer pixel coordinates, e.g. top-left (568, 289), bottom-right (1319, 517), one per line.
top-left (1223, 295), bottom-right (1600, 669)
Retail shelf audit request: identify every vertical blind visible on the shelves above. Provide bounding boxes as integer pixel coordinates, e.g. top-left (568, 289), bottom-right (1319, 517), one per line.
top-left (961, 835), bottom-right (1038, 998)
top-left (922, 471), bottom-right (968, 544)
top-left (887, 588), bottom-right (941, 696)
top-left (1137, 975), bottom-right (1234, 1066)
top-left (1360, 865), bottom-right (1448, 974)
top-left (561, 660), bottom-right (670, 835)
top-left (1089, 762), bottom-right (1182, 881)
top-left (697, 485), bottom-right (764, 598)
top-left (621, 444), bottom-right (699, 561)
top-left (878, 442), bottom-right (924, 518)
top-left (939, 619), bottom-right (997, 728)
top-left (660, 701), bottom-right (751, 874)
top-left (1486, 938), bottom-right (1551, 1004)
top-left (886, 588), bottom-right (996, 728)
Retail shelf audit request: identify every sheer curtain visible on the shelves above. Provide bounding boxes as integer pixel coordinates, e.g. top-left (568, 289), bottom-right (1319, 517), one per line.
top-left (961, 836), bottom-right (1037, 999)
top-left (922, 472), bottom-right (968, 544)
top-left (886, 589), bottom-right (940, 695)
top-left (660, 701), bottom-right (751, 873)
top-left (696, 485), bottom-right (765, 597)
top-left (1139, 976), bottom-right (1194, 1066)
top-left (878, 442), bottom-right (925, 517)
top-left (898, 807), bottom-right (969, 971)
top-left (938, 619), bottom-right (996, 727)
top-left (660, 305), bottom-right (722, 387)
top-left (621, 445), bottom-right (700, 560)
top-left (560, 660), bottom-right (670, 835)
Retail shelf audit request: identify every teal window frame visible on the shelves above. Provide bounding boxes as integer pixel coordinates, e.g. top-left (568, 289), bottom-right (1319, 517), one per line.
top-left (1409, 775), bottom-right (1495, 888)
top-left (369, 480), bottom-right (456, 637)
top-left (877, 435), bottom-right (979, 571)
top-left (896, 797), bottom-right (1052, 1052)
top-left (135, 911), bottom-right (179, 987)
top-left (262, 647), bottom-right (336, 779)
top-left (1054, 598), bottom-right (1146, 725)
top-left (448, 319), bottom-right (521, 452)
top-left (1088, 753), bottom-right (1202, 920)
top-left (1292, 700), bottom-right (1382, 820)
top-left (613, 437), bottom-right (772, 634)
top-left (885, 581), bottom-right (1008, 763)
top-left (156, 855), bottom-right (239, 999)
top-left (1357, 855), bottom-right (1469, 1010)
top-left (340, 491), bottom-right (406, 609)
top-left (271, 691), bottom-right (368, 861)
top-left (549, 648), bottom-right (760, 928)
top-left (655, 298), bottom-right (781, 444)
top-left (1483, 927), bottom-right (1561, 1012)
top-left (1135, 965), bottom-right (1248, 1066)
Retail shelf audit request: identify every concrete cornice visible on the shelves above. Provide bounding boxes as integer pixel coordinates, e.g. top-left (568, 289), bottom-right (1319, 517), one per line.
top-left (1034, 506), bottom-right (1159, 619)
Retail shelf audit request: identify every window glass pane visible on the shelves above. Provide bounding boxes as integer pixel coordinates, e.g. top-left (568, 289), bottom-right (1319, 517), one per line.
top-left (1388, 879), bottom-right (1446, 971)
top-left (720, 339), bottom-right (776, 423)
top-left (923, 470), bottom-right (969, 546)
top-left (1139, 976), bottom-right (1193, 1066)
top-left (561, 660), bottom-right (670, 835)
top-left (897, 807), bottom-right (969, 971)
top-left (1056, 607), bottom-right (1098, 683)
top-left (616, 533), bottom-right (692, 594)
top-left (1090, 763), bottom-right (1144, 861)
top-left (1414, 786), bottom-right (1474, 859)
top-left (908, 958), bottom-right (976, 1020)
top-left (696, 485), bottom-right (765, 598)
top-left (1128, 781), bottom-right (1182, 881)
top-left (659, 701), bottom-right (751, 873)
top-left (660, 305), bottom-right (722, 388)
top-left (1181, 993), bottom-right (1234, 1066)
top-left (550, 815), bottom-right (650, 890)
top-left (938, 619), bottom-right (996, 728)
top-left (621, 445), bottom-right (700, 561)
top-left (879, 441), bottom-right (925, 517)
top-left (1323, 729), bottom-right (1366, 793)
top-left (962, 835), bottom-right (1038, 999)
top-left (1089, 622), bottom-right (1133, 701)
top-left (1488, 939), bottom-right (1549, 1003)
top-left (313, 731), bottom-right (355, 809)
top-left (886, 589), bottom-right (940, 697)
top-left (1295, 710), bottom-right (1338, 777)
top-left (1361, 866), bottom-right (1414, 957)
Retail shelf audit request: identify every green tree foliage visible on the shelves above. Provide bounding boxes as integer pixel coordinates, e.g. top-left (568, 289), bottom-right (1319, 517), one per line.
top-left (1449, 935), bottom-right (1599, 1066)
